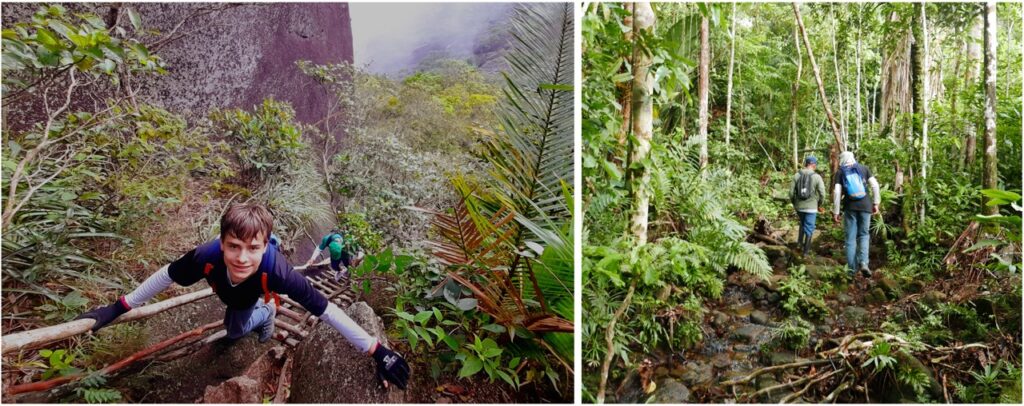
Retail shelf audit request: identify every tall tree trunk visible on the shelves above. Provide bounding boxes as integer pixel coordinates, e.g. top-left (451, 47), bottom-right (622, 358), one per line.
top-left (599, 4), bottom-right (654, 402)
top-left (879, 12), bottom-right (913, 140)
top-left (791, 23), bottom-right (803, 170)
top-left (920, 3), bottom-right (929, 222)
top-left (965, 14), bottom-right (984, 167)
top-left (982, 2), bottom-right (998, 215)
top-left (698, 15), bottom-right (710, 169)
top-left (792, 3), bottom-right (845, 173)
top-left (725, 2), bottom-right (737, 147)
top-left (830, 4), bottom-right (847, 145)
top-left (855, 3), bottom-right (863, 149)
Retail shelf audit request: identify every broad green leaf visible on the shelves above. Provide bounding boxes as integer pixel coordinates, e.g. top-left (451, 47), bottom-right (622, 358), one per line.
top-left (126, 7), bottom-right (142, 31)
top-left (458, 356), bottom-right (483, 378)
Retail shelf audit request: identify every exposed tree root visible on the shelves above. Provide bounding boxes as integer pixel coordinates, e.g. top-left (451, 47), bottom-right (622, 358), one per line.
top-left (596, 280), bottom-right (636, 404)
top-left (721, 331), bottom-right (992, 403)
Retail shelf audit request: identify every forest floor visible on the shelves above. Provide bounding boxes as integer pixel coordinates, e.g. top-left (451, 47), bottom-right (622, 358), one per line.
top-left (611, 218), bottom-right (1021, 403)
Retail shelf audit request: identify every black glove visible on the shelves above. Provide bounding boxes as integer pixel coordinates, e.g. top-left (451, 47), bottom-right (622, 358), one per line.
top-left (74, 297), bottom-right (130, 332)
top-left (372, 344), bottom-right (410, 389)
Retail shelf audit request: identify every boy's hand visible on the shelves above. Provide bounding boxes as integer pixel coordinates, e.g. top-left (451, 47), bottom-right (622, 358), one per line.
top-left (833, 214), bottom-right (841, 224)
top-left (817, 206), bottom-right (825, 214)
top-left (74, 297), bottom-right (130, 332)
top-left (872, 204), bottom-right (880, 215)
top-left (372, 344), bottom-right (410, 389)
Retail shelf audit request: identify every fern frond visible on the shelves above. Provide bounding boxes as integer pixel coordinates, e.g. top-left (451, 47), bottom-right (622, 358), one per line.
top-left (719, 241), bottom-right (773, 281)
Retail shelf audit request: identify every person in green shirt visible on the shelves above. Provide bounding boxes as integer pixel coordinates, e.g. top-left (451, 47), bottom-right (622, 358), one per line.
top-left (305, 230), bottom-right (364, 282)
top-left (790, 156), bottom-right (827, 256)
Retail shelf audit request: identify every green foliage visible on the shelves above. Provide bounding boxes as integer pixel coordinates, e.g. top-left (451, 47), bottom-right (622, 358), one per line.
top-left (34, 290), bottom-right (89, 321)
top-left (38, 348), bottom-right (81, 380)
top-left (954, 361), bottom-right (1021, 403)
top-left (770, 316), bottom-right (813, 351)
top-left (457, 336), bottom-right (520, 388)
top-left (74, 372), bottom-right (122, 404)
top-left (337, 212), bottom-right (383, 253)
top-left (209, 98), bottom-right (305, 182)
top-left (778, 266), bottom-right (829, 320)
top-left (1, 5), bottom-right (164, 88)
top-left (394, 4), bottom-right (575, 398)
top-left (861, 340), bottom-right (898, 373)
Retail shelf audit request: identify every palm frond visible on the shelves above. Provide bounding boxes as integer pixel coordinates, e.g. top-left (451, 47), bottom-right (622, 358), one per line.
top-left (484, 2), bottom-right (574, 229)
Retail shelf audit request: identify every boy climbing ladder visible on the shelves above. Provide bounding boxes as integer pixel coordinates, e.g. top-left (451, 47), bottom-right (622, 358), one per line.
top-left (76, 204), bottom-right (410, 389)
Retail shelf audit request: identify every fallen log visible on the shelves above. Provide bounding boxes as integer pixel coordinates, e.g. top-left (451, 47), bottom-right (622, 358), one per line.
top-left (2, 288), bottom-right (215, 355)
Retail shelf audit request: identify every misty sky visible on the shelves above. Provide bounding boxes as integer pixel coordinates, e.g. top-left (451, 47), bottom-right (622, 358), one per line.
top-left (350, 3), bottom-right (513, 75)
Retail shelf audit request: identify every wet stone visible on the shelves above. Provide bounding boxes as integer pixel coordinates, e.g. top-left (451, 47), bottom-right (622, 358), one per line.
top-left (680, 361), bottom-right (714, 386)
top-left (653, 379), bottom-right (691, 403)
top-left (866, 287), bottom-right (888, 304)
top-left (733, 344), bottom-right (755, 353)
top-left (836, 292), bottom-right (854, 305)
top-left (878, 276), bottom-right (900, 296)
top-left (922, 290), bottom-right (947, 306)
top-left (732, 324), bottom-right (767, 344)
top-left (711, 353), bottom-right (732, 369)
top-left (710, 311), bottom-right (731, 329)
top-left (750, 310), bottom-right (770, 325)
top-left (766, 292), bottom-right (782, 304)
top-left (768, 351), bottom-right (800, 366)
top-left (842, 306), bottom-right (869, 327)
top-left (751, 286), bottom-right (768, 301)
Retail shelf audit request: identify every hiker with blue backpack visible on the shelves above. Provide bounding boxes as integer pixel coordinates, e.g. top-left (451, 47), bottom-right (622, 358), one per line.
top-left (831, 151), bottom-right (881, 277)
top-left (76, 204), bottom-right (410, 389)
top-left (790, 156), bottom-right (827, 256)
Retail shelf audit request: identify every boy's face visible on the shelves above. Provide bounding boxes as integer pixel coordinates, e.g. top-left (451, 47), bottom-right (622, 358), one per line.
top-left (221, 232), bottom-right (268, 283)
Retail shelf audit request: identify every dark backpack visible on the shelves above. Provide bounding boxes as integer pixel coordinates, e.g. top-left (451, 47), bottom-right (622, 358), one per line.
top-left (795, 172), bottom-right (815, 200)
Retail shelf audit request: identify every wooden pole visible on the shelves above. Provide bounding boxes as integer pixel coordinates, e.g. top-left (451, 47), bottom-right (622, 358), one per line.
top-left (2, 288), bottom-right (214, 355)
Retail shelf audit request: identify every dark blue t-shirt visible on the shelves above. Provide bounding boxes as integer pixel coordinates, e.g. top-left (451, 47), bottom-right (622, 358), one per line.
top-left (833, 163), bottom-right (874, 213)
top-left (168, 239), bottom-right (328, 315)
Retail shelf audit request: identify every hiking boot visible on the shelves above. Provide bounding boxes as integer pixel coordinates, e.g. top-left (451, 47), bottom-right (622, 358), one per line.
top-left (859, 264), bottom-right (872, 278)
top-left (258, 305), bottom-right (276, 343)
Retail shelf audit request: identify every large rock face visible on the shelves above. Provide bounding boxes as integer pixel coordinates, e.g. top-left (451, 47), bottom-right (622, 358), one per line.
top-left (290, 302), bottom-right (405, 403)
top-left (1, 3), bottom-right (353, 129)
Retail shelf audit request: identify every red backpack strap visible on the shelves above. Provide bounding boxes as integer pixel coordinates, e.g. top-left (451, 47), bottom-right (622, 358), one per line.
top-left (204, 263), bottom-right (216, 292)
top-left (261, 273), bottom-right (280, 309)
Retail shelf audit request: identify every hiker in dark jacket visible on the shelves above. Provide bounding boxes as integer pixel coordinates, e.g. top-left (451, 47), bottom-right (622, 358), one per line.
top-left (790, 156), bottom-right (826, 256)
top-left (76, 203), bottom-right (410, 389)
top-left (832, 151), bottom-right (881, 278)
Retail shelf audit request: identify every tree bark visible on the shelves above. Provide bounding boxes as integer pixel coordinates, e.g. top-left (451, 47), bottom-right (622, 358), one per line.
top-left (920, 3), bottom-right (929, 222)
top-left (792, 3), bottom-right (845, 173)
top-left (965, 13), bottom-right (984, 167)
top-left (829, 4), bottom-right (847, 145)
top-left (627, 2), bottom-right (656, 243)
top-left (855, 3), bottom-right (863, 149)
top-left (791, 23), bottom-right (803, 170)
top-left (2, 288), bottom-right (215, 355)
top-left (725, 2), bottom-right (737, 147)
top-left (698, 15), bottom-right (710, 169)
top-left (982, 2), bottom-right (998, 214)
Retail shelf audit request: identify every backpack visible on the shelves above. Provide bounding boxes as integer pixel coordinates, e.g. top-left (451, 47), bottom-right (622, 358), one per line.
top-left (795, 172), bottom-right (815, 200)
top-left (841, 165), bottom-right (867, 200)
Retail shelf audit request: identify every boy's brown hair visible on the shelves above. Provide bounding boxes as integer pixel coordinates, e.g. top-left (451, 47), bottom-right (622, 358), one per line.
top-left (220, 203), bottom-right (273, 243)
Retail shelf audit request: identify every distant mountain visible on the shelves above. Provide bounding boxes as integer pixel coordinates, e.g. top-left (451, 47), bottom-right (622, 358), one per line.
top-left (353, 3), bottom-right (515, 77)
